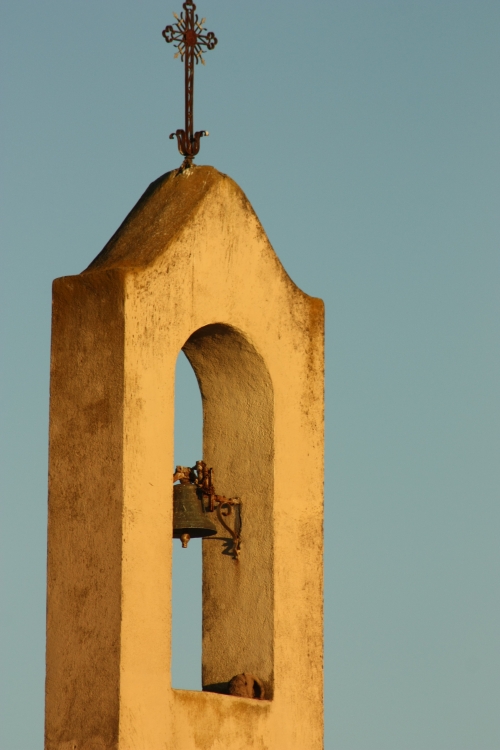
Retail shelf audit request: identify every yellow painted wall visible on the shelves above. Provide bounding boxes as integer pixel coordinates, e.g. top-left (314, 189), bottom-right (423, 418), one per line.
top-left (46, 167), bottom-right (324, 749)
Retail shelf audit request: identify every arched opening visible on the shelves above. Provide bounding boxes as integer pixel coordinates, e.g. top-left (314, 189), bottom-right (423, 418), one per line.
top-left (182, 323), bottom-right (275, 698)
top-left (171, 323), bottom-right (274, 696)
top-left (171, 351), bottom-right (203, 690)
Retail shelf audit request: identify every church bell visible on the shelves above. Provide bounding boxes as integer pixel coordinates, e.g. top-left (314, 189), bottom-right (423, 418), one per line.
top-left (173, 482), bottom-right (217, 548)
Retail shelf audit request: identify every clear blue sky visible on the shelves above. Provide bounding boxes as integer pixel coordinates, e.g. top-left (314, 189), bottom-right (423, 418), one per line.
top-left (1, 1), bottom-right (499, 748)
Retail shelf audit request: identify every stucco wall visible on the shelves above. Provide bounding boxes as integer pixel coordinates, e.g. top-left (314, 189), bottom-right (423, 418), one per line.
top-left (46, 166), bottom-right (324, 750)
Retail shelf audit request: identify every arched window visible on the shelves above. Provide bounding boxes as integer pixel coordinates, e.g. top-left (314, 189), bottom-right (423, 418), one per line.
top-left (182, 324), bottom-right (274, 698)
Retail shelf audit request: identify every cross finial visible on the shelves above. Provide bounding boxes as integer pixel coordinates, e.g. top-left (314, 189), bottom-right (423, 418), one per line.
top-left (162, 1), bottom-right (218, 168)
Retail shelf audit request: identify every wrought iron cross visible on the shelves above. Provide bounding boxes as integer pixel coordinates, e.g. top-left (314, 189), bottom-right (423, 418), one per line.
top-left (162, 1), bottom-right (217, 167)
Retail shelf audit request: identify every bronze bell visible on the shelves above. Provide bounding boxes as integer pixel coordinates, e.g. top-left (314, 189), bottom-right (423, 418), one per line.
top-left (173, 483), bottom-right (217, 548)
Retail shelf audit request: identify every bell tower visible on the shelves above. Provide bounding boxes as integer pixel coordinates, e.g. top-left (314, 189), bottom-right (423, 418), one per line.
top-left (45, 163), bottom-right (324, 750)
top-left (45, 5), bottom-right (324, 750)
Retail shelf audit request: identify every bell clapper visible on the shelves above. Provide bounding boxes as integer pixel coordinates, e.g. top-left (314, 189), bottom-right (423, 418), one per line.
top-left (180, 533), bottom-right (191, 548)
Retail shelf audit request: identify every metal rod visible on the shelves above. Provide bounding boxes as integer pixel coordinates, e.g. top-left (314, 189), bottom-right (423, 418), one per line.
top-left (162, 1), bottom-right (217, 167)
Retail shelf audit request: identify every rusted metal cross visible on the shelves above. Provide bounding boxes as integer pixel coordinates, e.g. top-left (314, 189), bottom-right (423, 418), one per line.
top-left (162, 1), bottom-right (217, 168)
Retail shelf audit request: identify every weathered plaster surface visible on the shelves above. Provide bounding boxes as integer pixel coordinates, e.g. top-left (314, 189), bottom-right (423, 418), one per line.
top-left (46, 166), bottom-right (324, 749)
